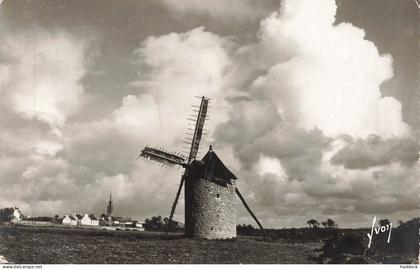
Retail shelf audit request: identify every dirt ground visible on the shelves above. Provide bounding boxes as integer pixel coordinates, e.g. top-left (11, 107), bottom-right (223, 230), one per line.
top-left (0, 226), bottom-right (321, 264)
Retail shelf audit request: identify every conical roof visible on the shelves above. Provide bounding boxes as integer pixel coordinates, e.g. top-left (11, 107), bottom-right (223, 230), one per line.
top-left (200, 146), bottom-right (237, 184)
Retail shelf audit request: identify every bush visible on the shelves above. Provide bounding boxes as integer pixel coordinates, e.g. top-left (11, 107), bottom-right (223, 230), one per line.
top-left (318, 231), bottom-right (368, 263)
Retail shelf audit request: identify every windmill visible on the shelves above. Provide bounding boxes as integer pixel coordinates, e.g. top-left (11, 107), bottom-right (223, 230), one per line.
top-left (138, 96), bottom-right (269, 239)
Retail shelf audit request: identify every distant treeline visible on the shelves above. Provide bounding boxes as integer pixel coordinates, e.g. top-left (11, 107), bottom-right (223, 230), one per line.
top-left (237, 218), bottom-right (340, 241)
top-left (237, 224), bottom-right (356, 242)
top-left (237, 217), bottom-right (409, 243)
top-left (143, 215), bottom-right (183, 232)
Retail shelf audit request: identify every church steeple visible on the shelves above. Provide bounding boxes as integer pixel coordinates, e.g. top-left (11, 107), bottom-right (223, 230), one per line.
top-left (106, 192), bottom-right (113, 217)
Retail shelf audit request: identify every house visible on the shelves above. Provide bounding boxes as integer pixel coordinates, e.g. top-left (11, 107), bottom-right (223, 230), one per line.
top-left (112, 217), bottom-right (132, 228)
top-left (62, 215), bottom-right (77, 225)
top-left (135, 221), bottom-right (145, 230)
top-left (10, 208), bottom-right (23, 223)
top-left (80, 214), bottom-right (99, 226)
top-left (80, 214), bottom-right (91, 226)
top-left (89, 214), bottom-right (99, 226)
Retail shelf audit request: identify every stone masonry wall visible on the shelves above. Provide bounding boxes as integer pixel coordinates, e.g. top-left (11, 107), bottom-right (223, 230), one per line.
top-left (192, 178), bottom-right (236, 239)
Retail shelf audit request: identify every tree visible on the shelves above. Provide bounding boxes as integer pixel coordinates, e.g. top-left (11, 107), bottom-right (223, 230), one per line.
top-left (307, 219), bottom-right (320, 228)
top-left (163, 217), bottom-right (181, 232)
top-left (378, 219), bottom-right (390, 227)
top-left (144, 215), bottom-right (180, 231)
top-left (236, 224), bottom-right (256, 236)
top-left (0, 207), bottom-right (14, 222)
top-left (321, 219), bottom-right (337, 229)
top-left (144, 216), bottom-right (161, 231)
top-left (326, 218), bottom-right (337, 228)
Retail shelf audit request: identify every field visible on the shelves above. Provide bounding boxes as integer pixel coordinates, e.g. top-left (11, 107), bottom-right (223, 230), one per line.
top-left (0, 226), bottom-right (321, 264)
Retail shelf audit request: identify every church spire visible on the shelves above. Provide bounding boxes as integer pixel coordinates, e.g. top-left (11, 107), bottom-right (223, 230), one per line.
top-left (107, 191), bottom-right (113, 218)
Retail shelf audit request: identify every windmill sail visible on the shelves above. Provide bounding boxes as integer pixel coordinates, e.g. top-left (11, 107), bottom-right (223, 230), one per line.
top-left (138, 147), bottom-right (186, 167)
top-left (187, 97), bottom-right (209, 163)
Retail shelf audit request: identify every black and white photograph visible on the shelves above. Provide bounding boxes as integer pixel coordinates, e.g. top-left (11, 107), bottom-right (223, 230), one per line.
top-left (0, 0), bottom-right (419, 266)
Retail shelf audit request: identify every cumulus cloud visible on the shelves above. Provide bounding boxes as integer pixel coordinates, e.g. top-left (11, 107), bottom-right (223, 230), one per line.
top-left (330, 135), bottom-right (420, 169)
top-left (131, 27), bottom-right (234, 147)
top-left (0, 28), bottom-right (88, 166)
top-left (215, 0), bottom-right (418, 227)
top-left (0, 31), bottom-right (87, 129)
top-left (248, 0), bottom-right (410, 139)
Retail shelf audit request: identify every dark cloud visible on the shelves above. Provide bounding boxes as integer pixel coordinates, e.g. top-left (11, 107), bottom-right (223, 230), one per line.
top-left (238, 125), bottom-right (330, 181)
top-left (214, 98), bottom-right (282, 153)
top-left (60, 125), bottom-right (139, 177)
top-left (330, 135), bottom-right (420, 169)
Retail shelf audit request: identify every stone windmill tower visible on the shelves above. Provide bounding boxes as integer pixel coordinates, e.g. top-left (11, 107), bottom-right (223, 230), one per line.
top-left (189, 145), bottom-right (238, 239)
top-left (138, 96), bottom-right (268, 239)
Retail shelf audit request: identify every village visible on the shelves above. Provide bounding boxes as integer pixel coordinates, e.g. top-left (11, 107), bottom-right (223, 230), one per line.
top-left (6, 193), bottom-right (145, 231)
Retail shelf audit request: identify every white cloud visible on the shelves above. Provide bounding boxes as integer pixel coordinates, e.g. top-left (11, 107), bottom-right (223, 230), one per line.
top-left (131, 27), bottom-right (234, 148)
top-left (136, 27), bottom-right (231, 101)
top-left (251, 0), bottom-right (410, 139)
top-left (112, 94), bottom-right (161, 141)
top-left (255, 155), bottom-right (287, 178)
top-left (0, 31), bottom-right (87, 129)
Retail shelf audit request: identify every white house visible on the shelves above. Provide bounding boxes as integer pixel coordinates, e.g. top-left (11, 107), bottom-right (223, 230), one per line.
top-left (10, 208), bottom-right (23, 223)
top-left (90, 215), bottom-right (99, 226)
top-left (80, 214), bottom-right (99, 226)
top-left (62, 215), bottom-right (77, 225)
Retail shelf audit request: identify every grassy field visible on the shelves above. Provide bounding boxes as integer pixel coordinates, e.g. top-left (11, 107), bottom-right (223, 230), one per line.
top-left (0, 226), bottom-right (321, 264)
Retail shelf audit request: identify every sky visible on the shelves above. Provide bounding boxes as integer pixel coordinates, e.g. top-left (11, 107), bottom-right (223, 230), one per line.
top-left (0, 0), bottom-right (418, 228)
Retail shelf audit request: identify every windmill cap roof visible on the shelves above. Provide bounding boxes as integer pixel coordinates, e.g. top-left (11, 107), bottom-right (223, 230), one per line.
top-left (200, 146), bottom-right (237, 183)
